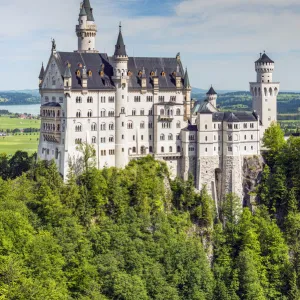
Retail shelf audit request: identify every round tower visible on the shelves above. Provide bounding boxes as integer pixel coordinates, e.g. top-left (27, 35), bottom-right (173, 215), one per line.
top-left (113, 24), bottom-right (129, 168)
top-left (206, 86), bottom-right (218, 108)
top-left (76, 0), bottom-right (98, 53)
top-left (255, 52), bottom-right (275, 83)
top-left (250, 52), bottom-right (280, 134)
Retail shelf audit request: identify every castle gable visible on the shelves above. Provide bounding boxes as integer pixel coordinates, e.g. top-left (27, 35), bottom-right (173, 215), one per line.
top-left (42, 57), bottom-right (64, 90)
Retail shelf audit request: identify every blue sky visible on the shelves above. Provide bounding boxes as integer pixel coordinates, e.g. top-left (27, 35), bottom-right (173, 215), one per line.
top-left (1, 0), bottom-right (300, 91)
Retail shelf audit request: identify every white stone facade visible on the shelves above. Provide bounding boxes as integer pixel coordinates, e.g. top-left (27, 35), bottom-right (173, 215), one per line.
top-left (37, 0), bottom-right (279, 202)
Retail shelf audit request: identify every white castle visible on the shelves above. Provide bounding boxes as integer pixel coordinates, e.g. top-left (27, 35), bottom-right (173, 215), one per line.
top-left (38, 0), bottom-right (279, 202)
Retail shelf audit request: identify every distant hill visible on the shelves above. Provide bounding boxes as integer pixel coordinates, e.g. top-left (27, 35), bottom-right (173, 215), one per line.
top-left (192, 90), bottom-right (300, 114)
top-left (0, 90), bottom-right (40, 105)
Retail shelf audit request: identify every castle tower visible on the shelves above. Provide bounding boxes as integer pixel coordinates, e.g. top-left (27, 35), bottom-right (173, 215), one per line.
top-left (113, 24), bottom-right (129, 168)
top-left (250, 52), bottom-right (279, 134)
top-left (206, 86), bottom-right (217, 108)
top-left (183, 68), bottom-right (192, 121)
top-left (76, 0), bottom-right (98, 53)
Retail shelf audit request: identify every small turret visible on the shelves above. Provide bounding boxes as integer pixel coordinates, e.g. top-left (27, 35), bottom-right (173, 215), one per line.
top-left (114, 23), bottom-right (127, 57)
top-left (63, 64), bottom-right (72, 88)
top-left (206, 85), bottom-right (217, 108)
top-left (39, 63), bottom-right (45, 87)
top-left (183, 68), bottom-right (191, 90)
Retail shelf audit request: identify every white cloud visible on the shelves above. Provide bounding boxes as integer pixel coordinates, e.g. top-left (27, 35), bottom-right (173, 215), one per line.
top-left (0, 0), bottom-right (300, 90)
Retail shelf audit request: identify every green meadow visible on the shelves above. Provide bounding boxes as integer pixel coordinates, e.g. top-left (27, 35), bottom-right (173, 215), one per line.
top-left (0, 116), bottom-right (40, 155)
top-left (0, 134), bottom-right (39, 155)
top-left (0, 116), bottom-right (40, 130)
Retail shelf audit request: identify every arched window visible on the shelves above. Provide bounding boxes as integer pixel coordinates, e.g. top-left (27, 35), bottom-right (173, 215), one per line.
top-left (121, 107), bottom-right (125, 114)
top-left (160, 109), bottom-right (164, 116)
top-left (269, 87), bottom-right (273, 96)
top-left (76, 110), bottom-right (81, 118)
top-left (176, 121), bottom-right (181, 128)
top-left (132, 147), bottom-right (136, 153)
top-left (87, 96), bottom-right (93, 103)
top-left (91, 123), bottom-right (97, 131)
top-left (108, 110), bottom-right (115, 117)
top-left (100, 109), bottom-right (106, 117)
top-left (160, 134), bottom-right (165, 141)
top-left (100, 123), bottom-right (106, 131)
top-left (109, 136), bottom-right (114, 143)
top-left (140, 121), bottom-right (145, 129)
top-left (76, 97), bottom-right (82, 103)
top-left (161, 147), bottom-right (164, 153)
top-left (258, 87), bottom-right (261, 96)
top-left (127, 121), bottom-right (133, 129)
top-left (274, 87), bottom-right (278, 96)
top-left (87, 110), bottom-right (92, 118)
top-left (149, 146), bottom-right (153, 153)
top-left (75, 123), bottom-right (82, 132)
top-left (141, 146), bottom-right (146, 154)
top-left (109, 123), bottom-right (114, 130)
top-left (177, 146), bottom-right (181, 152)
top-left (176, 109), bottom-right (180, 116)
top-left (168, 134), bottom-right (173, 140)
top-left (264, 87), bottom-right (267, 96)
top-left (92, 136), bottom-right (96, 143)
top-left (169, 146), bottom-right (172, 152)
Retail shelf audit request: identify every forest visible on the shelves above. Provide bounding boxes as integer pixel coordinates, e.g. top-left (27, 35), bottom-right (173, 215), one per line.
top-left (0, 92), bottom-right (40, 105)
top-left (1, 124), bottom-right (300, 299)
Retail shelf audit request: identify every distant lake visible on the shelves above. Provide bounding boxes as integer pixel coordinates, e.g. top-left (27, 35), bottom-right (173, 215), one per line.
top-left (0, 104), bottom-right (40, 115)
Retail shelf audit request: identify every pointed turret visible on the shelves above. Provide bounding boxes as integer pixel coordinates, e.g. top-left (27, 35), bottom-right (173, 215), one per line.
top-left (207, 85), bottom-right (217, 95)
top-left (39, 63), bottom-right (45, 80)
top-left (38, 63), bottom-right (45, 88)
top-left (63, 64), bottom-right (72, 78)
top-left (79, 4), bottom-right (87, 17)
top-left (183, 68), bottom-right (191, 89)
top-left (63, 64), bottom-right (72, 88)
top-left (114, 24), bottom-right (127, 57)
top-left (83, 0), bottom-right (94, 21)
top-left (206, 85), bottom-right (218, 108)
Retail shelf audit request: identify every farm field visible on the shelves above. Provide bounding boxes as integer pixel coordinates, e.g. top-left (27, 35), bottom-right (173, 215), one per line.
top-left (0, 116), bottom-right (40, 130)
top-left (0, 133), bottom-right (39, 155)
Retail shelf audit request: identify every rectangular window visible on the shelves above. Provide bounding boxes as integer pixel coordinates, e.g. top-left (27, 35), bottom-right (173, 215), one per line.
top-left (140, 110), bottom-right (144, 116)
top-left (228, 124), bottom-right (232, 129)
top-left (234, 124), bottom-right (238, 129)
top-left (149, 135), bottom-right (152, 140)
top-left (228, 146), bottom-right (232, 152)
top-left (133, 135), bottom-right (135, 141)
top-left (141, 135), bottom-right (144, 141)
top-left (243, 123), bottom-right (247, 129)
top-left (250, 123), bottom-right (254, 128)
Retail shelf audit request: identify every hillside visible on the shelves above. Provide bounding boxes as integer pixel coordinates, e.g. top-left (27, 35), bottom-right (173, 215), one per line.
top-left (0, 90), bottom-right (40, 105)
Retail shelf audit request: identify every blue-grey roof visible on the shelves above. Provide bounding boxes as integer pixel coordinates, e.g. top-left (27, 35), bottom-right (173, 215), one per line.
top-left (183, 68), bottom-right (191, 89)
top-left (182, 124), bottom-right (198, 132)
top-left (83, 0), bottom-right (94, 22)
top-left (79, 5), bottom-right (87, 17)
top-left (212, 111), bottom-right (259, 122)
top-left (255, 52), bottom-right (274, 64)
top-left (55, 52), bottom-right (185, 90)
top-left (39, 63), bottom-right (45, 79)
top-left (42, 102), bottom-right (61, 107)
top-left (114, 27), bottom-right (127, 57)
top-left (207, 86), bottom-right (217, 95)
top-left (192, 100), bottom-right (218, 114)
top-left (63, 64), bottom-right (72, 78)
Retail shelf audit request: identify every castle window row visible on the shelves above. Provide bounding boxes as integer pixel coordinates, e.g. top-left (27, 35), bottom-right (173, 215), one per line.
top-left (213, 123), bottom-right (221, 129)
top-left (162, 123), bottom-right (171, 129)
top-left (170, 96), bottom-right (176, 102)
top-left (43, 123), bottom-right (60, 132)
top-left (159, 96), bottom-right (165, 102)
top-left (251, 87), bottom-right (278, 97)
top-left (134, 96), bottom-right (141, 102)
top-left (42, 109), bottom-right (60, 118)
top-left (146, 96), bottom-right (153, 102)
top-left (189, 135), bottom-right (195, 141)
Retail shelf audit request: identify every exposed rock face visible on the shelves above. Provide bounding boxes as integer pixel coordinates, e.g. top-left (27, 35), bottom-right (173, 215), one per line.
top-left (242, 155), bottom-right (264, 209)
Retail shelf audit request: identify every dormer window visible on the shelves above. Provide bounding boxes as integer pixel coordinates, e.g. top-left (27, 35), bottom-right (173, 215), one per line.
top-left (161, 71), bottom-right (166, 77)
top-left (88, 70), bottom-right (92, 77)
top-left (100, 70), bottom-right (104, 77)
top-left (138, 70), bottom-right (142, 77)
top-left (150, 71), bottom-right (155, 77)
top-left (78, 63), bottom-right (83, 68)
top-left (76, 70), bottom-right (81, 77)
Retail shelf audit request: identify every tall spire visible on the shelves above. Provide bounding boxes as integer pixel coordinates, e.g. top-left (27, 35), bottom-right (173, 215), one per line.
top-left (39, 63), bottom-right (45, 80)
top-left (83, 0), bottom-right (94, 21)
top-left (79, 3), bottom-right (87, 17)
top-left (183, 68), bottom-right (191, 89)
top-left (114, 23), bottom-right (127, 57)
top-left (63, 64), bottom-right (72, 78)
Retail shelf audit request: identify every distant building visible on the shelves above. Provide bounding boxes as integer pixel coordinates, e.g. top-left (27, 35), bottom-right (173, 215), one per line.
top-left (37, 0), bottom-right (279, 202)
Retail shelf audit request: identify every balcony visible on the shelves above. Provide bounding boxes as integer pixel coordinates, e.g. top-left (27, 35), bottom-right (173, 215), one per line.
top-left (159, 115), bottom-right (173, 121)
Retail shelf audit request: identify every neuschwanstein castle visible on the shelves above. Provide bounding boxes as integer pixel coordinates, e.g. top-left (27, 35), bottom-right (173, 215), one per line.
top-left (38, 0), bottom-right (279, 202)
